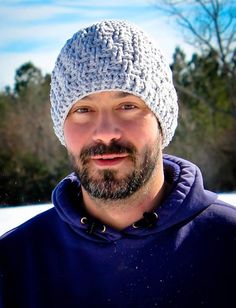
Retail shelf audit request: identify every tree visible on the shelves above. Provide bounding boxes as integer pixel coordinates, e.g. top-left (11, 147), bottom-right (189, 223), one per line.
top-left (0, 63), bottom-right (70, 206)
top-left (168, 47), bottom-right (233, 188)
top-left (154, 0), bottom-right (236, 114)
top-left (153, 1), bottom-right (236, 191)
top-left (14, 62), bottom-right (44, 95)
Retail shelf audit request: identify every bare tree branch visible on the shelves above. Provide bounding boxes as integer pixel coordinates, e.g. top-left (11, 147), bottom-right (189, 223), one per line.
top-left (153, 0), bottom-right (236, 111)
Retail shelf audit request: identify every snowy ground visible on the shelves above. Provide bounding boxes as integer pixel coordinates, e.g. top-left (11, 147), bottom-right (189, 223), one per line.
top-left (0, 194), bottom-right (236, 236)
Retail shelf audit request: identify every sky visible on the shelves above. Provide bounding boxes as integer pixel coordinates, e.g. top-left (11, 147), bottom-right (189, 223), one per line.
top-left (0, 0), bottom-right (193, 90)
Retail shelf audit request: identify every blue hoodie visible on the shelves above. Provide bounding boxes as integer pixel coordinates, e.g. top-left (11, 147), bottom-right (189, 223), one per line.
top-left (1, 155), bottom-right (236, 308)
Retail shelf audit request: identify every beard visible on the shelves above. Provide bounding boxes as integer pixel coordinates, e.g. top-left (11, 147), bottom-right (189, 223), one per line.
top-left (69, 138), bottom-right (161, 201)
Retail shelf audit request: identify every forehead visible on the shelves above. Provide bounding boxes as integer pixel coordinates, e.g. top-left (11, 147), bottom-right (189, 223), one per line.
top-left (78, 91), bottom-right (142, 102)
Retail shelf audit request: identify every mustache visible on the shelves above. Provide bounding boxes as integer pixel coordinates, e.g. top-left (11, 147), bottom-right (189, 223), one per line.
top-left (80, 141), bottom-right (137, 162)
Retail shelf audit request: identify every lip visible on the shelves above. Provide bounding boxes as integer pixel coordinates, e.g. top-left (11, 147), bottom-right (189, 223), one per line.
top-left (91, 154), bottom-right (128, 167)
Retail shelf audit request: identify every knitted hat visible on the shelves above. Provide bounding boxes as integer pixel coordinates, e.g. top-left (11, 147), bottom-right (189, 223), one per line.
top-left (50, 20), bottom-right (178, 148)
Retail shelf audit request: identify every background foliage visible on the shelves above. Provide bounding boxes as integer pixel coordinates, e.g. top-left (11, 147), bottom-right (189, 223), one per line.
top-left (0, 63), bottom-right (70, 205)
top-left (157, 0), bottom-right (236, 191)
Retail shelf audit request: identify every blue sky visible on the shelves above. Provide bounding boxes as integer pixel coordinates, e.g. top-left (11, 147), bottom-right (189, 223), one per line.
top-left (0, 0), bottom-right (193, 89)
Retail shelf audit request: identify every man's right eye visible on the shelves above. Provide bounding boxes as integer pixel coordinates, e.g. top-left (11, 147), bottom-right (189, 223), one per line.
top-left (75, 107), bottom-right (90, 113)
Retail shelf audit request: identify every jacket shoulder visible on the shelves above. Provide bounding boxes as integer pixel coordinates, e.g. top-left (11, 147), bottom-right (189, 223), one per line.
top-left (194, 200), bottom-right (236, 236)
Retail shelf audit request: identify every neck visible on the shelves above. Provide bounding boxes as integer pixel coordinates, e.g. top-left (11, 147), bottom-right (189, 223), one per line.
top-left (81, 158), bottom-right (166, 230)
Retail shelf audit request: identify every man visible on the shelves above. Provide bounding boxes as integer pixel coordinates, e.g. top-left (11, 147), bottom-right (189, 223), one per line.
top-left (1, 20), bottom-right (236, 308)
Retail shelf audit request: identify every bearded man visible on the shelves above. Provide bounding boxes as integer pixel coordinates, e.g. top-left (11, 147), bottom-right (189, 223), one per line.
top-left (1, 20), bottom-right (236, 308)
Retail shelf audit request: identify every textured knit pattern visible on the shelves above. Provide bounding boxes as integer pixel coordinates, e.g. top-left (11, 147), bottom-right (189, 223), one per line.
top-left (50, 20), bottom-right (178, 148)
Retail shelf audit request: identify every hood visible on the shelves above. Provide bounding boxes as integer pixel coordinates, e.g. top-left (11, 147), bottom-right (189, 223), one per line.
top-left (52, 154), bottom-right (217, 242)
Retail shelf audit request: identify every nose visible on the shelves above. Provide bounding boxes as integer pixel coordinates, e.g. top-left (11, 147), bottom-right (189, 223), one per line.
top-left (92, 112), bottom-right (122, 145)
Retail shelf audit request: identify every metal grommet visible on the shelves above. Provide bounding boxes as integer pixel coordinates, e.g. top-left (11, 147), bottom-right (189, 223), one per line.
top-left (81, 217), bottom-right (88, 224)
top-left (154, 212), bottom-right (159, 219)
top-left (132, 222), bottom-right (139, 229)
top-left (101, 225), bottom-right (106, 233)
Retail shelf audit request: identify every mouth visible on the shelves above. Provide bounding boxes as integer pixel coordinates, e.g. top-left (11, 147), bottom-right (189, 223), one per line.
top-left (90, 154), bottom-right (129, 167)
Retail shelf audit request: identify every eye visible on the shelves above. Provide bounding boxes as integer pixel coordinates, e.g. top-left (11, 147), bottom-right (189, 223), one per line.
top-left (120, 104), bottom-right (137, 110)
top-left (74, 107), bottom-right (91, 114)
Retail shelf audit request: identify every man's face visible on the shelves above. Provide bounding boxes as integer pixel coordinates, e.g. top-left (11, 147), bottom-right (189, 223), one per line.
top-left (64, 91), bottom-right (162, 200)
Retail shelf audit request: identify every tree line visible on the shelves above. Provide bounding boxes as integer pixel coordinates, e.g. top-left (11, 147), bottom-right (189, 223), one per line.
top-left (0, 63), bottom-right (70, 205)
top-left (156, 0), bottom-right (236, 192)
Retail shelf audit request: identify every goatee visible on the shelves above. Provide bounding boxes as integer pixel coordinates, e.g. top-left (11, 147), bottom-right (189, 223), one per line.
top-left (69, 139), bottom-right (160, 200)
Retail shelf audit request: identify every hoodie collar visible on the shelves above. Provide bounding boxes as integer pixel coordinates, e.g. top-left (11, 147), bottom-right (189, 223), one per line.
top-left (52, 155), bottom-right (217, 242)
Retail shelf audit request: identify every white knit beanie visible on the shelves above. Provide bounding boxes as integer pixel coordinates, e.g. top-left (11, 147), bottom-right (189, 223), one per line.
top-left (50, 20), bottom-right (178, 148)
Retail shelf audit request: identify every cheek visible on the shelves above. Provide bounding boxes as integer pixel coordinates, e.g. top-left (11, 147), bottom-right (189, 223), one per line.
top-left (133, 117), bottom-right (160, 142)
top-left (64, 121), bottom-right (87, 151)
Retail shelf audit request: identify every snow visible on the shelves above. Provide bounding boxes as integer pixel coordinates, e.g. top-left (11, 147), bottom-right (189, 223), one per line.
top-left (0, 204), bottom-right (53, 236)
top-left (217, 193), bottom-right (236, 206)
top-left (0, 194), bottom-right (236, 236)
